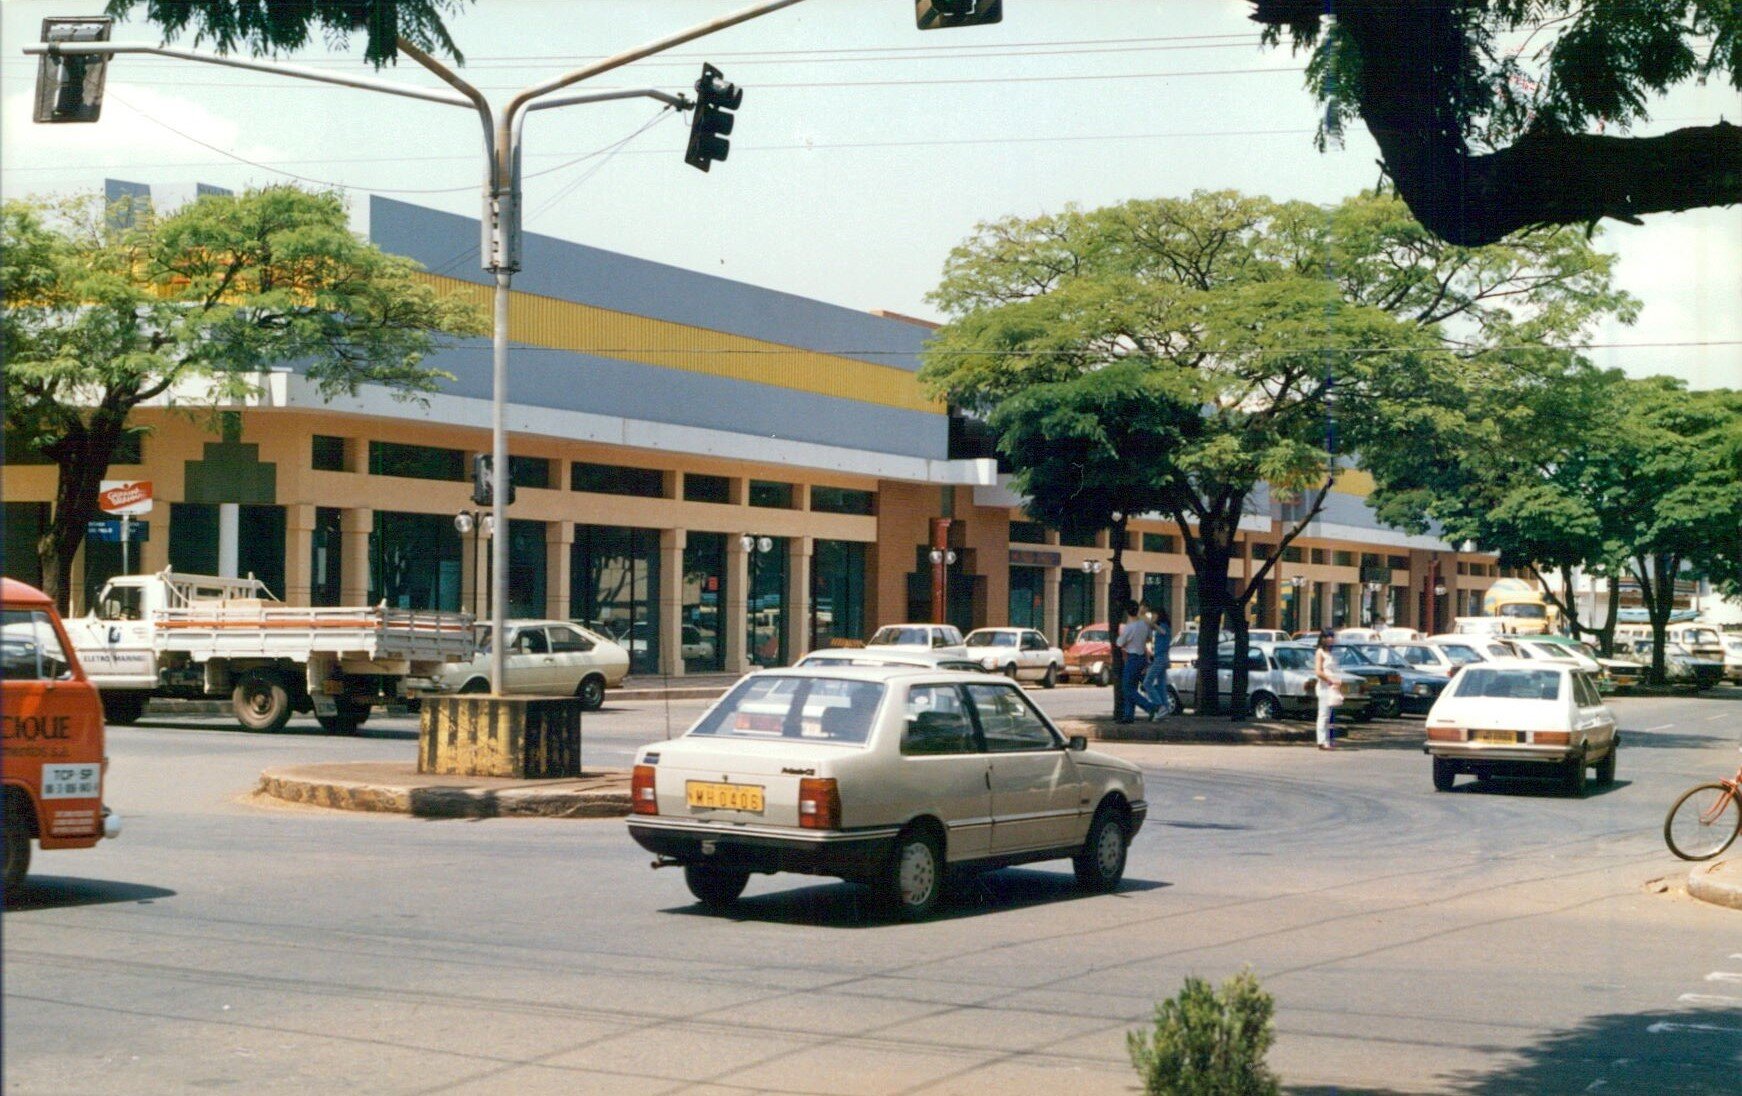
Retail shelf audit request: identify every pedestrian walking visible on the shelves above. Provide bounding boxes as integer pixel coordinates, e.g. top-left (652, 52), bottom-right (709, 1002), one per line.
top-left (1314, 626), bottom-right (1342, 749)
top-left (1137, 610), bottom-right (1173, 720)
top-left (1114, 600), bottom-right (1152, 724)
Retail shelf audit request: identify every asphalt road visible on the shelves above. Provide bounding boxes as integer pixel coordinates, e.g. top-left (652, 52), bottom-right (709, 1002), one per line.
top-left (5, 688), bottom-right (1740, 1094)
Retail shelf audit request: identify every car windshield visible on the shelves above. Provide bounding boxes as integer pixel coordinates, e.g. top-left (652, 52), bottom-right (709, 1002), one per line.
top-left (965, 631), bottom-right (1016, 648)
top-left (1354, 644), bottom-right (1405, 667)
top-left (1398, 645), bottom-right (1440, 667)
top-left (1498, 603), bottom-right (1548, 619)
top-left (1452, 667), bottom-right (1563, 701)
top-left (688, 675), bottom-right (885, 745)
top-left (870, 626), bottom-right (930, 646)
top-left (1077, 628), bottom-right (1108, 644)
top-left (1436, 644), bottom-right (1483, 665)
top-left (1333, 645), bottom-right (1375, 665)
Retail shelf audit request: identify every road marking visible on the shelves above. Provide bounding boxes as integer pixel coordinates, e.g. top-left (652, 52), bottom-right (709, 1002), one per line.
top-left (1704, 972), bottom-right (1742, 983)
top-left (1648, 1021), bottom-right (1742, 1036)
top-left (1645, 723), bottom-right (1675, 732)
top-left (1706, 714), bottom-right (1728, 722)
top-left (1679, 994), bottom-right (1742, 1005)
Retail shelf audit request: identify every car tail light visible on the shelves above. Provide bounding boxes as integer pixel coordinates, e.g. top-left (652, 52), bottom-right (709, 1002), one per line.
top-left (1426, 727), bottom-right (1463, 741)
top-left (798, 777), bottom-right (841, 830)
top-left (631, 764), bottom-right (659, 815)
top-left (1534, 731), bottom-right (1570, 745)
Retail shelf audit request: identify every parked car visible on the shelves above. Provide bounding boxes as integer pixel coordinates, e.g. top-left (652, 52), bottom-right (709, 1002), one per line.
top-left (1391, 640), bottom-right (1482, 678)
top-left (962, 627), bottom-right (1065, 687)
top-left (428, 620), bottom-right (629, 708)
top-left (1061, 622), bottom-right (1112, 685)
top-left (794, 648), bottom-right (984, 674)
top-left (1507, 635), bottom-right (1644, 693)
top-left (1427, 634), bottom-right (1517, 662)
top-left (1379, 627), bottom-right (1426, 643)
top-left (1326, 643), bottom-right (1405, 717)
top-left (625, 666), bottom-right (1148, 919)
top-left (1618, 638), bottom-right (1724, 690)
top-left (1166, 642), bottom-right (1371, 722)
top-left (1247, 629), bottom-right (1293, 645)
top-left (1423, 659), bottom-right (1618, 795)
top-left (1723, 633), bottom-right (1742, 684)
top-left (1347, 643), bottom-right (1448, 714)
top-left (866, 623), bottom-right (967, 656)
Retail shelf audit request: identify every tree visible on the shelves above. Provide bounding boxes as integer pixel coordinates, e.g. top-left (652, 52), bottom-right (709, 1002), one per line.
top-left (1251, 1), bottom-right (1742, 244)
top-left (924, 190), bottom-right (1633, 714)
top-left (2, 186), bottom-right (487, 610)
top-left (104, 0), bottom-right (468, 66)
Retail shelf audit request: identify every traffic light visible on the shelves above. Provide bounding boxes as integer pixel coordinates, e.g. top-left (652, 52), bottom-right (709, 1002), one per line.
top-left (684, 63), bottom-right (742, 172)
top-left (915, 0), bottom-right (1003, 30)
top-left (33, 17), bottom-right (113, 124)
top-left (472, 455), bottom-right (516, 507)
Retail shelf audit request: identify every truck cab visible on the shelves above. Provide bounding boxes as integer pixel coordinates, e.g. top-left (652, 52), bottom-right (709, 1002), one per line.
top-left (3, 578), bottom-right (120, 891)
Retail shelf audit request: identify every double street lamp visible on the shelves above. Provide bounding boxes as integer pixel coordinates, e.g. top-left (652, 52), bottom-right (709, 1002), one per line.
top-left (454, 510), bottom-right (495, 619)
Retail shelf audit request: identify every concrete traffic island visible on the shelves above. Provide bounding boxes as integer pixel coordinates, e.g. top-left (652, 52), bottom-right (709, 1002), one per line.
top-left (1072, 713), bottom-right (1315, 744)
top-left (1688, 857), bottom-right (1742, 911)
top-left (258, 761), bottom-right (631, 818)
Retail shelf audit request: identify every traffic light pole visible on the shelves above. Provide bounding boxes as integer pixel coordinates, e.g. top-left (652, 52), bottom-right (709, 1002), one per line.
top-left (29, 0), bottom-right (813, 692)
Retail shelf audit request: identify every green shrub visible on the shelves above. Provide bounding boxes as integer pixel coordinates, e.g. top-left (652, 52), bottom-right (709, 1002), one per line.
top-left (1127, 968), bottom-right (1280, 1096)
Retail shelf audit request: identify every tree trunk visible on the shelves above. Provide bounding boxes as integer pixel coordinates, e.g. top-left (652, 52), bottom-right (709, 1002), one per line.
top-left (1633, 553), bottom-right (1679, 684)
top-left (1228, 601), bottom-right (1251, 718)
top-left (1108, 517), bottom-right (1132, 721)
top-left (41, 412), bottom-right (129, 614)
top-left (1595, 572), bottom-right (1621, 658)
top-left (1194, 536), bottom-right (1233, 716)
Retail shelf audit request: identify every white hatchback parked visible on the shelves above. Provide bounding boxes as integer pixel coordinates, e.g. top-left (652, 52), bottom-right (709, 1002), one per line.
top-left (1423, 658), bottom-right (1618, 796)
top-left (627, 666), bottom-right (1147, 919)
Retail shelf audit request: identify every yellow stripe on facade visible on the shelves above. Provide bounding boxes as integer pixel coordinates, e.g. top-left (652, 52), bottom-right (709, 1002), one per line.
top-left (417, 273), bottom-right (943, 415)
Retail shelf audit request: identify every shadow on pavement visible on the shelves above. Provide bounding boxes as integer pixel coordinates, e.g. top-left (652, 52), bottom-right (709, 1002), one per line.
top-left (1449, 776), bottom-right (1631, 800)
top-left (1441, 1004), bottom-right (1742, 1094)
top-left (1617, 729), bottom-right (1733, 750)
top-left (123, 718), bottom-right (418, 741)
top-left (4, 876), bottom-right (176, 912)
top-left (667, 869), bottom-right (1169, 928)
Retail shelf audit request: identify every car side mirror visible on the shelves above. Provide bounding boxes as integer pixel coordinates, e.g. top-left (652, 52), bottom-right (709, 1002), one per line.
top-left (1067, 734), bottom-right (1088, 751)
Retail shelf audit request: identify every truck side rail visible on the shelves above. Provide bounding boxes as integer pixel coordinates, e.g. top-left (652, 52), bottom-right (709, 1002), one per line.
top-left (152, 605), bottom-right (475, 661)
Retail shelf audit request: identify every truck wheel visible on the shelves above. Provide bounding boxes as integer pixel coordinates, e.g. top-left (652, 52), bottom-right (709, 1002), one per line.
top-left (315, 699), bottom-right (370, 735)
top-left (101, 691), bottom-right (148, 726)
top-left (233, 670), bottom-right (292, 733)
top-left (3, 796), bottom-right (32, 891)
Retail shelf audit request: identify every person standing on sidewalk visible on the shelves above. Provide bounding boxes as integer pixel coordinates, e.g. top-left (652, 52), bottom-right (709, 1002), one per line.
top-left (1314, 627), bottom-right (1342, 749)
top-left (1137, 610), bottom-right (1174, 720)
top-left (1114, 600), bottom-right (1152, 724)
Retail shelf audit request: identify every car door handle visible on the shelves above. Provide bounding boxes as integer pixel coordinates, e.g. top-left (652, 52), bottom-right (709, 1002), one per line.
top-left (984, 769), bottom-right (991, 789)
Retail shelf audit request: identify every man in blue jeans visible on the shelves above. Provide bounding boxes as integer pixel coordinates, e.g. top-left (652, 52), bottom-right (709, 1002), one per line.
top-left (1114, 600), bottom-right (1151, 724)
top-left (1137, 610), bottom-right (1173, 720)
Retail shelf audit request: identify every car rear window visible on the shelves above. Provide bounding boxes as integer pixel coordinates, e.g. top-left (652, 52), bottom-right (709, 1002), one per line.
top-left (688, 675), bottom-right (885, 745)
top-left (1451, 668), bottom-right (1563, 701)
top-left (870, 626), bottom-right (929, 646)
top-left (966, 631), bottom-right (1016, 647)
top-left (1078, 629), bottom-right (1108, 644)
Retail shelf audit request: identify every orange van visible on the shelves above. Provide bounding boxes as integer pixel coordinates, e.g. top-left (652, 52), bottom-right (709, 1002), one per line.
top-left (3, 578), bottom-right (120, 890)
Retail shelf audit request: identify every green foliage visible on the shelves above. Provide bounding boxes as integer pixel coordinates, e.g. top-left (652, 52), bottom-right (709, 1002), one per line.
top-left (105, 0), bottom-right (470, 67)
top-left (1127, 969), bottom-right (1280, 1096)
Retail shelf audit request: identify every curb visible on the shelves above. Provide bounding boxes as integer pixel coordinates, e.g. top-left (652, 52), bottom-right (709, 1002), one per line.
top-left (1083, 719), bottom-right (1313, 744)
top-left (257, 765), bottom-right (631, 819)
top-left (1687, 859), bottom-right (1742, 911)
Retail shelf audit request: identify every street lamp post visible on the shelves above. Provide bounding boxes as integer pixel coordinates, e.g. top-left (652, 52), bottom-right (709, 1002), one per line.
top-left (1288, 574), bottom-right (1305, 634)
top-left (454, 510), bottom-right (495, 619)
top-left (740, 534), bottom-right (774, 667)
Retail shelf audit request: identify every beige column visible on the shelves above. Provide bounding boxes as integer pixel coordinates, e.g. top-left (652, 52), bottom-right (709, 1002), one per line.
top-left (1171, 576), bottom-right (1187, 632)
top-left (546, 522), bottom-right (573, 621)
top-left (726, 534), bottom-right (750, 673)
top-left (786, 535), bottom-right (812, 663)
top-left (140, 507), bottom-right (170, 574)
top-left (283, 504), bottom-right (317, 607)
top-left (341, 507), bottom-right (372, 606)
top-left (459, 524), bottom-right (480, 620)
top-left (1093, 567), bottom-right (1111, 624)
top-left (1043, 567), bottom-right (1061, 641)
top-left (659, 529), bottom-right (686, 677)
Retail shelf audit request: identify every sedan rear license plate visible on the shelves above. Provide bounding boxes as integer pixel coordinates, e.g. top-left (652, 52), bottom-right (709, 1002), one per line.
top-left (1474, 729), bottom-right (1519, 744)
top-left (686, 782), bottom-right (765, 812)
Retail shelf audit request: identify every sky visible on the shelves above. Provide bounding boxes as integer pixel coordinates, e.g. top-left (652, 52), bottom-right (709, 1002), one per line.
top-left (4, 0), bottom-right (1738, 389)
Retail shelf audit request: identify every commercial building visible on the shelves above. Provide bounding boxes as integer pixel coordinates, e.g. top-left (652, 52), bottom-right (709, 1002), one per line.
top-left (3, 192), bottom-right (1497, 674)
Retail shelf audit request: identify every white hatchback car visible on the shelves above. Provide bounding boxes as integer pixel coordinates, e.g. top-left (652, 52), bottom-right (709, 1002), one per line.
top-left (429, 620), bottom-right (629, 709)
top-left (626, 666), bottom-right (1148, 919)
top-left (962, 627), bottom-right (1065, 687)
top-left (1423, 659), bottom-right (1617, 796)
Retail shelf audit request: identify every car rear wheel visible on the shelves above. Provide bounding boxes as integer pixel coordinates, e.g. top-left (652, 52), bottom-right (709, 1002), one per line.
top-left (881, 826), bottom-right (944, 921)
top-left (1073, 805), bottom-right (1128, 892)
top-left (1166, 686), bottom-right (1183, 714)
top-left (1041, 663), bottom-right (1058, 689)
top-left (683, 864), bottom-right (750, 908)
top-left (232, 670), bottom-right (292, 733)
top-left (1564, 753), bottom-right (1589, 798)
top-left (1251, 691), bottom-right (1282, 722)
top-left (1432, 756), bottom-right (1457, 792)
top-left (576, 675), bottom-right (606, 711)
top-left (1594, 744), bottom-right (1617, 786)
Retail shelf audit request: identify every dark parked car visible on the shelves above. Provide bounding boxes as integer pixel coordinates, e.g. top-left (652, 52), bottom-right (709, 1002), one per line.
top-left (1327, 643), bottom-right (1404, 718)
top-left (1352, 643), bottom-right (1448, 714)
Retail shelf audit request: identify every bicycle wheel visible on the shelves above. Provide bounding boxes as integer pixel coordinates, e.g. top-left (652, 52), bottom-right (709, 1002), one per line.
top-left (1663, 783), bottom-right (1742, 861)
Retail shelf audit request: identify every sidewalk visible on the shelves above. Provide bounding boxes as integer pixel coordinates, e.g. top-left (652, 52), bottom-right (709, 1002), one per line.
top-left (1687, 857), bottom-right (1742, 911)
top-left (257, 761), bottom-right (631, 819)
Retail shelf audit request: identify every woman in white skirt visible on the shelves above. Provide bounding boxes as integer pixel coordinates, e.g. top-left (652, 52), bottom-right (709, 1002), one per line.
top-left (1313, 628), bottom-right (1342, 750)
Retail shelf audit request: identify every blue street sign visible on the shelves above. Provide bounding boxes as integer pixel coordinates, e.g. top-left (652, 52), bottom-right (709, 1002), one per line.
top-left (86, 519), bottom-right (148, 543)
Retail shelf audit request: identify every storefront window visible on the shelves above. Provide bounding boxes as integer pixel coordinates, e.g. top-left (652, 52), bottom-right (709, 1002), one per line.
top-left (1009, 566), bottom-right (1045, 630)
top-left (812, 540), bottom-right (866, 649)
top-left (1059, 569), bottom-right (1093, 645)
top-left (311, 507), bottom-right (343, 606)
top-left (4, 502), bottom-right (50, 590)
top-left (571, 525), bottom-right (661, 675)
top-left (683, 532), bottom-right (726, 674)
top-left (747, 536), bottom-right (788, 667)
top-left (168, 504), bottom-right (285, 599)
top-left (370, 511), bottom-right (461, 611)
top-left (507, 520), bottom-right (547, 620)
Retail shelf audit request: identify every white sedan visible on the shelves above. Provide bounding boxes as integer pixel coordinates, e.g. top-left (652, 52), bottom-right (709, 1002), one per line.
top-left (1423, 659), bottom-right (1617, 796)
top-left (626, 666), bottom-right (1148, 920)
top-left (429, 620), bottom-right (629, 709)
top-left (962, 627), bottom-right (1065, 687)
